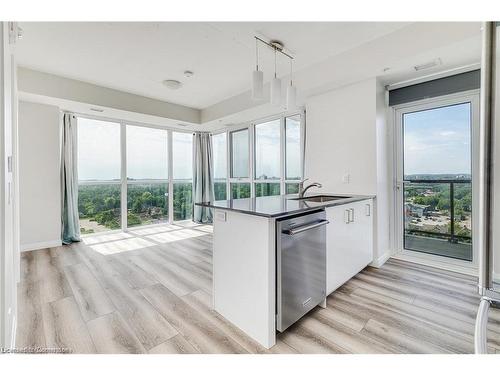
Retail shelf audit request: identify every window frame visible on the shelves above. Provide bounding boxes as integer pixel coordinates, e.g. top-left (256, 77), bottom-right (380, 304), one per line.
top-left (392, 90), bottom-right (479, 270)
top-left (212, 132), bottom-right (228, 200)
top-left (76, 113), bottom-right (194, 234)
top-left (213, 109), bottom-right (305, 200)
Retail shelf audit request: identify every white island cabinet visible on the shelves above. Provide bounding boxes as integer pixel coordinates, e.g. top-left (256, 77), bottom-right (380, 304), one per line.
top-left (198, 194), bottom-right (374, 349)
top-left (325, 198), bottom-right (374, 295)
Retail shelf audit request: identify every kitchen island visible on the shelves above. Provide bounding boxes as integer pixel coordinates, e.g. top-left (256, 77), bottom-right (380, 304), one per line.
top-left (197, 193), bottom-right (375, 349)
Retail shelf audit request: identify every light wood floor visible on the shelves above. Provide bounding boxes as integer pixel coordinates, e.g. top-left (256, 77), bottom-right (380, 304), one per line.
top-left (16, 222), bottom-right (500, 354)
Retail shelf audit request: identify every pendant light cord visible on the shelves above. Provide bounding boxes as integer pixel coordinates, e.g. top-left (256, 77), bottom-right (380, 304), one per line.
top-left (255, 38), bottom-right (259, 71)
top-left (274, 48), bottom-right (277, 78)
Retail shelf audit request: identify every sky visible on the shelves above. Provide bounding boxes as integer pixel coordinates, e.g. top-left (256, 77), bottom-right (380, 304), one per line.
top-left (403, 103), bottom-right (471, 176)
top-left (78, 116), bottom-right (300, 182)
top-left (78, 118), bottom-right (192, 181)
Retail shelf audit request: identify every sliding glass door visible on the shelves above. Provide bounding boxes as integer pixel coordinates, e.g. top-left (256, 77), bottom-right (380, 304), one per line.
top-left (395, 93), bottom-right (478, 263)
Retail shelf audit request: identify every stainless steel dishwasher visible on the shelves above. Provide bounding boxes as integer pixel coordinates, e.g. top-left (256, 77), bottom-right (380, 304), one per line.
top-left (277, 210), bottom-right (328, 332)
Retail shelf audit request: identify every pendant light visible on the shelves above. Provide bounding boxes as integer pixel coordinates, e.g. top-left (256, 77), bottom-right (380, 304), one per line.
top-left (286, 59), bottom-right (297, 110)
top-left (270, 47), bottom-right (281, 106)
top-left (252, 38), bottom-right (264, 100)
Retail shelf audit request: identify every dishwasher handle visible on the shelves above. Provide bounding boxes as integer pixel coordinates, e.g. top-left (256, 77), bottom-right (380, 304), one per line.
top-left (282, 219), bottom-right (329, 235)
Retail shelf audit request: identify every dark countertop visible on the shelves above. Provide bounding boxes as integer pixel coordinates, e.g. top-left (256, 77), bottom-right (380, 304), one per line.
top-left (196, 193), bottom-right (375, 218)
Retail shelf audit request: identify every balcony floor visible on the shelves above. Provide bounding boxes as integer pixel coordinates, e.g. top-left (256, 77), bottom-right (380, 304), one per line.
top-left (404, 234), bottom-right (472, 261)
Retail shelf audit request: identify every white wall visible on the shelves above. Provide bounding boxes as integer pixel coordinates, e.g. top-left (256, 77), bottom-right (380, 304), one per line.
top-left (304, 78), bottom-right (392, 266)
top-left (18, 101), bottom-right (61, 250)
top-left (305, 78), bottom-right (377, 195)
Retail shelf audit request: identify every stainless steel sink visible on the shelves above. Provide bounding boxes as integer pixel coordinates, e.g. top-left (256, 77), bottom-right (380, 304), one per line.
top-left (290, 195), bottom-right (349, 203)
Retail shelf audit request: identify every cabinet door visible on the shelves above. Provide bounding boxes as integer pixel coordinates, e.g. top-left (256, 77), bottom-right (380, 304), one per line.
top-left (350, 199), bottom-right (374, 267)
top-left (325, 199), bottom-right (374, 295)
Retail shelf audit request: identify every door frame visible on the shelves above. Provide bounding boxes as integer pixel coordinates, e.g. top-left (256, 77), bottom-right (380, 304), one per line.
top-left (392, 89), bottom-right (480, 271)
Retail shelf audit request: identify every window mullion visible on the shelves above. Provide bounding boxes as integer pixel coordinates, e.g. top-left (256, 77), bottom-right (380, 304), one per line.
top-left (168, 129), bottom-right (173, 224)
top-left (280, 116), bottom-right (285, 195)
top-left (120, 123), bottom-right (127, 231)
top-left (250, 124), bottom-right (255, 198)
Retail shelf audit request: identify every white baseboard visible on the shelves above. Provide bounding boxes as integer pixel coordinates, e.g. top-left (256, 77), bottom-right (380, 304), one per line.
top-left (21, 239), bottom-right (62, 252)
top-left (370, 250), bottom-right (392, 268)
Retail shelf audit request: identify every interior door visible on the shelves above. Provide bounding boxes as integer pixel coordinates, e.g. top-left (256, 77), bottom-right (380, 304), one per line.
top-left (395, 91), bottom-right (479, 267)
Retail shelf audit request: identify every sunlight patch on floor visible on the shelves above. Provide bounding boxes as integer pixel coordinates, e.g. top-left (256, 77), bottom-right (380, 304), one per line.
top-left (194, 225), bottom-right (213, 233)
top-left (174, 220), bottom-right (203, 228)
top-left (146, 228), bottom-right (206, 244)
top-left (127, 224), bottom-right (183, 236)
top-left (82, 231), bottom-right (133, 245)
top-left (90, 237), bottom-right (156, 255)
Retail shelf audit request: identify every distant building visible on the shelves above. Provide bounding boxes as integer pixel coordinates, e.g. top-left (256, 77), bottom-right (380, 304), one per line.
top-left (405, 203), bottom-right (430, 218)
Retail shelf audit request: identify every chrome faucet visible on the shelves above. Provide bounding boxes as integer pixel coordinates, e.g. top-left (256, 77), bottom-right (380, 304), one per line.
top-left (298, 179), bottom-right (323, 198)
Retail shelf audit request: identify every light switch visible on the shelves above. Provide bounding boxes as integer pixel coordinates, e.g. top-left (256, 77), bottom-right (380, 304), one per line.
top-left (342, 173), bottom-right (350, 184)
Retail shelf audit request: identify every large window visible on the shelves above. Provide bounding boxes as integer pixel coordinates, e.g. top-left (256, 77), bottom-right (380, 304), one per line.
top-left (255, 119), bottom-right (280, 180)
top-left (126, 125), bottom-right (168, 228)
top-left (285, 115), bottom-right (302, 180)
top-left (77, 118), bottom-right (121, 234)
top-left (77, 112), bottom-right (301, 233)
top-left (213, 133), bottom-right (227, 200)
top-left (231, 183), bottom-right (251, 199)
top-left (213, 112), bottom-right (304, 201)
top-left (254, 119), bottom-right (281, 197)
top-left (172, 132), bottom-right (193, 221)
top-left (77, 116), bottom-right (194, 234)
top-left (230, 129), bottom-right (249, 178)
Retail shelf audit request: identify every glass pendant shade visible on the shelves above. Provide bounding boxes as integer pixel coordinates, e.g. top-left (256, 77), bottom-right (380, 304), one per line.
top-left (286, 84), bottom-right (297, 110)
top-left (271, 77), bottom-right (281, 106)
top-left (252, 70), bottom-right (264, 100)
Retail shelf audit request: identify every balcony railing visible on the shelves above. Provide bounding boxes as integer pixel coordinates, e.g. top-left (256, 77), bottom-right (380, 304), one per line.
top-left (403, 179), bottom-right (472, 261)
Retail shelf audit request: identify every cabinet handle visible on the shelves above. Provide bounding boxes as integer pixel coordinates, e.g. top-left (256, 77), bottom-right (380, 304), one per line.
top-left (344, 209), bottom-right (350, 224)
top-left (365, 204), bottom-right (371, 216)
top-left (349, 208), bottom-right (354, 223)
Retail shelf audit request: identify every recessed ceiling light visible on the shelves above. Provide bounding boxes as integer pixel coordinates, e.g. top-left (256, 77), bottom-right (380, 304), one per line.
top-left (414, 58), bottom-right (442, 71)
top-left (184, 70), bottom-right (194, 78)
top-left (162, 79), bottom-right (183, 90)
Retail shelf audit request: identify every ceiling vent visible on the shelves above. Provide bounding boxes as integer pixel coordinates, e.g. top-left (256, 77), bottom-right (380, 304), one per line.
top-left (414, 58), bottom-right (442, 72)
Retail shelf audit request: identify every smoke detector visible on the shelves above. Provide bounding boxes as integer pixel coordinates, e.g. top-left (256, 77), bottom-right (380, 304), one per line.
top-left (162, 79), bottom-right (183, 90)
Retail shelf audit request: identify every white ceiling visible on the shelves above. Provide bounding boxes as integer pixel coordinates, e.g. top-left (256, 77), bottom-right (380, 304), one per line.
top-left (16, 22), bottom-right (412, 109)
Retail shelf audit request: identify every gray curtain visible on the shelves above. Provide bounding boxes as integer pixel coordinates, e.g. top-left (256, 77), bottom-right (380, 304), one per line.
top-left (193, 132), bottom-right (214, 223)
top-left (61, 113), bottom-right (81, 244)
